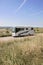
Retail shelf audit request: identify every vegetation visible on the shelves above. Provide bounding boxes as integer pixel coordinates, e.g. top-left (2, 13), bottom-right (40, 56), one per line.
top-left (0, 34), bottom-right (43, 65)
top-left (34, 27), bottom-right (43, 33)
top-left (0, 27), bottom-right (43, 37)
top-left (0, 29), bottom-right (12, 37)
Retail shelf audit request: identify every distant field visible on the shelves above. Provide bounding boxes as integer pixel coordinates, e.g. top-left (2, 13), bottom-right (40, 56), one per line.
top-left (34, 27), bottom-right (43, 33)
top-left (0, 27), bottom-right (43, 37)
top-left (0, 33), bottom-right (43, 65)
top-left (0, 29), bottom-right (12, 37)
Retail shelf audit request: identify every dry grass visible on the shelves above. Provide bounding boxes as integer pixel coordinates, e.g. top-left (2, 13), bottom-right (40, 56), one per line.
top-left (0, 33), bottom-right (43, 65)
top-left (0, 29), bottom-right (12, 37)
top-left (34, 27), bottom-right (43, 33)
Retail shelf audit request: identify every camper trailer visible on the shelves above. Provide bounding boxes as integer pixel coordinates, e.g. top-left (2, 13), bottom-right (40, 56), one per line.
top-left (12, 27), bottom-right (35, 37)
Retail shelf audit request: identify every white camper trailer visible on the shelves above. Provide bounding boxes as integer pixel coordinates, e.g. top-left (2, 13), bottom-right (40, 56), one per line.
top-left (12, 27), bottom-right (35, 37)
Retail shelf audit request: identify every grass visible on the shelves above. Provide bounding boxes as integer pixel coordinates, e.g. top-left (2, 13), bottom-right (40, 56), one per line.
top-left (34, 27), bottom-right (43, 33)
top-left (0, 34), bottom-right (43, 65)
top-left (0, 29), bottom-right (12, 37)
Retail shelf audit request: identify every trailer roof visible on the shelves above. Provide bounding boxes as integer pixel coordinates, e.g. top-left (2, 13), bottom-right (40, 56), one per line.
top-left (15, 26), bottom-right (32, 28)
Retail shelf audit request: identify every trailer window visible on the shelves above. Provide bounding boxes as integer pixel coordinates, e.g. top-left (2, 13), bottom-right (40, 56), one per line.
top-left (12, 28), bottom-right (15, 32)
top-left (31, 28), bottom-right (33, 30)
top-left (15, 28), bottom-right (24, 33)
top-left (26, 28), bottom-right (28, 30)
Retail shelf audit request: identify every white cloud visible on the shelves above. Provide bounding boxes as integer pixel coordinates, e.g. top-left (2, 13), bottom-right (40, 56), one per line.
top-left (16, 0), bottom-right (27, 13)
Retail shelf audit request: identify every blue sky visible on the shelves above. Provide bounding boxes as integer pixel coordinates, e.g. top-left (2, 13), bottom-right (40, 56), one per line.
top-left (0, 0), bottom-right (43, 27)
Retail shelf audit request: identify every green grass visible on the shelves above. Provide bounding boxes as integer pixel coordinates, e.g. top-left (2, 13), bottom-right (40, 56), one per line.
top-left (0, 34), bottom-right (43, 65)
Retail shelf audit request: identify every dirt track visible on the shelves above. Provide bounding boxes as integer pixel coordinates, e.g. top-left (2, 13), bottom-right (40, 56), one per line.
top-left (0, 33), bottom-right (43, 42)
top-left (0, 36), bottom-right (14, 42)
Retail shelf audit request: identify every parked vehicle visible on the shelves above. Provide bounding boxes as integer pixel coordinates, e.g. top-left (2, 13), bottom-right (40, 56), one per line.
top-left (12, 27), bottom-right (35, 37)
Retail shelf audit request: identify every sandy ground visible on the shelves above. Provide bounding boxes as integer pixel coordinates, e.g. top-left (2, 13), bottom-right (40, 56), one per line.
top-left (0, 33), bottom-right (43, 42)
top-left (0, 36), bottom-right (14, 43)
